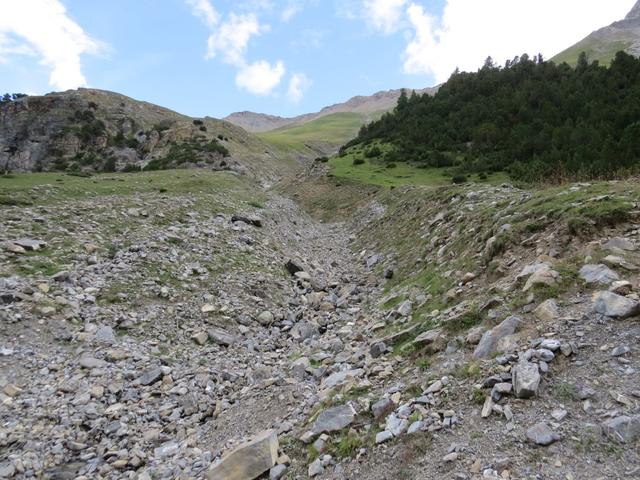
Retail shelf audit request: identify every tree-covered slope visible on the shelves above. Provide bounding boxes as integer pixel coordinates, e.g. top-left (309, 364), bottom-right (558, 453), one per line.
top-left (344, 52), bottom-right (640, 183)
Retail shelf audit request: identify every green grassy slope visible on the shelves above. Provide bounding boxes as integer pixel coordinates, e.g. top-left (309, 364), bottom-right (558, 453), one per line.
top-left (552, 37), bottom-right (632, 66)
top-left (257, 112), bottom-right (370, 155)
top-left (328, 154), bottom-right (509, 188)
top-left (0, 170), bottom-right (261, 206)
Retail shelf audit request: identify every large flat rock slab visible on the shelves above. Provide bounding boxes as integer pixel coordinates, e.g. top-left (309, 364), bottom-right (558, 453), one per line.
top-left (207, 430), bottom-right (278, 480)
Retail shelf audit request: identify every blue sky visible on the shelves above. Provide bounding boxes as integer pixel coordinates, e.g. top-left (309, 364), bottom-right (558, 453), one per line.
top-left (0, 0), bottom-right (635, 118)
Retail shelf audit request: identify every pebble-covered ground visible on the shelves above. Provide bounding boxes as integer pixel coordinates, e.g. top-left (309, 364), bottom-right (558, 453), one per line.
top-left (1, 171), bottom-right (639, 479)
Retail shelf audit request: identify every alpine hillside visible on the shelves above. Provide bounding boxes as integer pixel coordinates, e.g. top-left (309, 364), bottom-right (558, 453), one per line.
top-left (0, 89), bottom-right (290, 180)
top-left (1, 5), bottom-right (640, 480)
top-left (224, 87), bottom-right (438, 133)
top-left (552, 0), bottom-right (640, 66)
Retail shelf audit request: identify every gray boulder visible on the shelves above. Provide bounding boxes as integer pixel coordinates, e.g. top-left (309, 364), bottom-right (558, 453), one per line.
top-left (139, 367), bottom-right (163, 386)
top-left (579, 264), bottom-right (619, 285)
top-left (526, 422), bottom-right (560, 446)
top-left (95, 325), bottom-right (116, 345)
top-left (604, 237), bottom-right (636, 251)
top-left (208, 327), bottom-right (236, 347)
top-left (593, 291), bottom-right (640, 318)
top-left (312, 404), bottom-right (356, 434)
top-left (513, 361), bottom-right (540, 398)
top-left (602, 415), bottom-right (640, 443)
top-left (206, 430), bottom-right (278, 480)
top-left (473, 316), bottom-right (521, 359)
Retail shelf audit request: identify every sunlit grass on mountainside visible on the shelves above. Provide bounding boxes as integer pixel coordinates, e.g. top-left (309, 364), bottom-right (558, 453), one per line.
top-left (328, 149), bottom-right (510, 187)
top-left (257, 112), bottom-right (368, 152)
top-left (552, 38), bottom-right (632, 66)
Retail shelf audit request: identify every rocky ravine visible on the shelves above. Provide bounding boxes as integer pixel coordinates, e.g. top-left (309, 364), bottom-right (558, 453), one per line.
top-left (1, 172), bottom-right (640, 480)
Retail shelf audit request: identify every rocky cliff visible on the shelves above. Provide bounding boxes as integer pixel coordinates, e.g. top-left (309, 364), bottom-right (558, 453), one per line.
top-left (0, 89), bottom-right (284, 178)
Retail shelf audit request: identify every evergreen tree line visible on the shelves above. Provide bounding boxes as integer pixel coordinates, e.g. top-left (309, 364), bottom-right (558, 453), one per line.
top-left (0, 93), bottom-right (27, 104)
top-left (344, 52), bottom-right (640, 182)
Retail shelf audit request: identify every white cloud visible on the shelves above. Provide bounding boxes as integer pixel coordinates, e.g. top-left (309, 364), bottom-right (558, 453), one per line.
top-left (236, 60), bottom-right (285, 95)
top-left (0, 0), bottom-right (101, 90)
top-left (206, 13), bottom-right (264, 66)
top-left (186, 0), bottom-right (220, 29)
top-left (287, 72), bottom-right (312, 103)
top-left (281, 0), bottom-right (317, 22)
top-left (403, 0), bottom-right (636, 83)
top-left (187, 2), bottom-right (286, 95)
top-left (364, 0), bottom-right (407, 34)
top-left (282, 4), bottom-right (302, 22)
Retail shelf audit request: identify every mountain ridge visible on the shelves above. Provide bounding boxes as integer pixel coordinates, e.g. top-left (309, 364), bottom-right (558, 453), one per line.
top-left (225, 86), bottom-right (439, 133)
top-left (552, 1), bottom-right (640, 66)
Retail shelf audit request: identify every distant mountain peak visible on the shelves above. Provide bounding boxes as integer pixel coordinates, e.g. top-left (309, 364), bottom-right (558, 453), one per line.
top-left (627, 0), bottom-right (640, 20)
top-left (552, 3), bottom-right (640, 66)
top-left (225, 87), bottom-right (438, 133)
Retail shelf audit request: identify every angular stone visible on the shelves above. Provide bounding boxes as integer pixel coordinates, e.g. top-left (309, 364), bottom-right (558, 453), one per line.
top-left (579, 264), bottom-right (619, 285)
top-left (465, 326), bottom-right (485, 345)
top-left (539, 339), bottom-right (561, 352)
top-left (473, 316), bottom-right (521, 359)
top-left (602, 415), bottom-right (640, 443)
top-left (609, 280), bottom-right (633, 295)
top-left (385, 413), bottom-right (408, 437)
top-left (611, 345), bottom-right (631, 357)
top-left (95, 325), bottom-right (116, 345)
top-left (397, 300), bottom-right (413, 317)
top-left (139, 367), bottom-right (163, 386)
top-left (192, 332), bottom-right (209, 345)
top-left (231, 215), bottom-right (262, 227)
top-left (425, 380), bottom-right (443, 394)
top-left (603, 255), bottom-right (638, 271)
top-left (551, 408), bottom-right (568, 421)
top-left (308, 458), bottom-right (323, 477)
top-left (257, 311), bottom-right (274, 326)
top-left (407, 421), bottom-right (423, 434)
top-left (526, 422), bottom-right (560, 446)
top-left (208, 327), bottom-right (235, 347)
top-left (207, 430), bottom-right (278, 480)
top-left (492, 382), bottom-right (512, 396)
top-left (0, 462), bottom-right (16, 478)
top-left (3, 383), bottom-right (21, 397)
top-left (523, 267), bottom-right (559, 291)
top-left (412, 329), bottom-right (446, 353)
top-left (320, 369), bottom-right (362, 390)
top-left (369, 341), bottom-right (387, 358)
top-left (513, 361), bottom-right (540, 399)
top-left (604, 237), bottom-right (636, 252)
top-left (269, 464), bottom-right (286, 480)
top-left (534, 299), bottom-right (559, 322)
top-left (13, 238), bottom-right (46, 251)
top-left (374, 324), bottom-right (420, 347)
top-left (3, 242), bottom-right (26, 254)
top-left (481, 396), bottom-right (493, 418)
top-left (290, 321), bottom-right (318, 342)
top-left (312, 404), bottom-right (356, 434)
top-left (284, 259), bottom-right (303, 276)
top-left (375, 430), bottom-right (393, 444)
top-left (372, 397), bottom-right (395, 420)
top-left (593, 291), bottom-right (640, 319)
top-left (79, 356), bottom-right (105, 369)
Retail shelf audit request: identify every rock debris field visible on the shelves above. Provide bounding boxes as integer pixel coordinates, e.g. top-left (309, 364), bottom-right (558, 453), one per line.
top-left (0, 171), bottom-right (639, 479)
